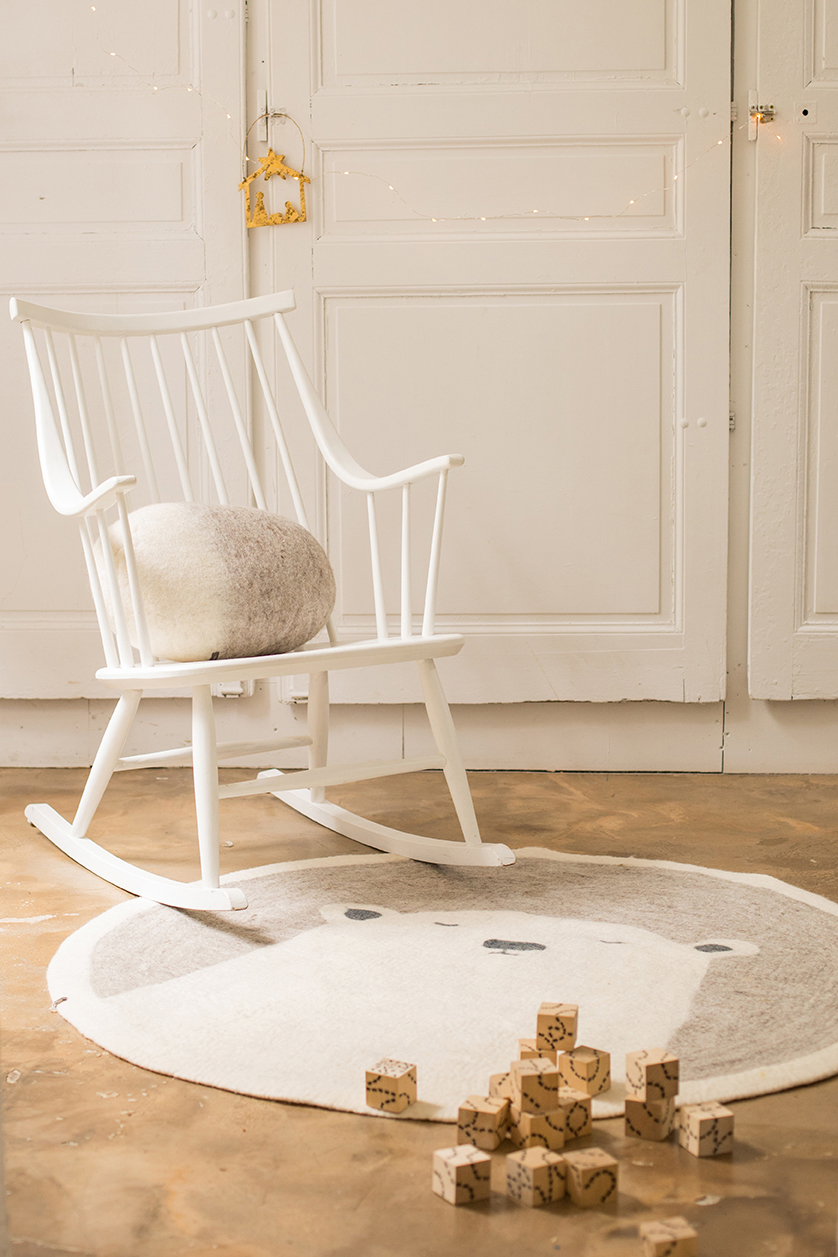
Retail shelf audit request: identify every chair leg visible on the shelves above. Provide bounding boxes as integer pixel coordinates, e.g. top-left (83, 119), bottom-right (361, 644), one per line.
top-left (307, 671), bottom-right (329, 804)
top-left (71, 691), bottom-right (143, 837)
top-left (416, 657), bottom-right (482, 847)
top-left (191, 684), bottom-right (220, 889)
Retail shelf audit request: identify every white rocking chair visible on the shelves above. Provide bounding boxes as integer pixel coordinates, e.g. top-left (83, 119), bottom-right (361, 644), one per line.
top-left (11, 291), bottom-right (514, 911)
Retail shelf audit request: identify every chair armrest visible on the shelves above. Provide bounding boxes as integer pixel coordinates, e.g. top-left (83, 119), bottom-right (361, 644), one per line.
top-left (51, 474), bottom-right (137, 518)
top-left (333, 452), bottom-right (464, 493)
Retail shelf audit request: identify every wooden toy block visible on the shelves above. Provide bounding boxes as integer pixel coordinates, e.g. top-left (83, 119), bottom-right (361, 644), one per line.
top-left (558, 1045), bottom-right (611, 1097)
top-left (457, 1095), bottom-right (510, 1151)
top-left (639, 1216), bottom-right (698, 1256)
top-left (536, 1002), bottom-right (579, 1052)
top-left (510, 1057), bottom-right (560, 1113)
top-left (432, 1144), bottom-right (492, 1205)
top-left (625, 1049), bottom-right (680, 1102)
top-left (678, 1102), bottom-right (734, 1157)
top-left (508, 1105), bottom-right (566, 1151)
top-left (563, 1147), bottom-right (619, 1208)
top-left (365, 1059), bottom-right (417, 1113)
top-left (519, 1037), bottom-right (557, 1063)
top-left (557, 1086), bottom-right (593, 1140)
top-left (506, 1147), bottom-right (566, 1207)
top-left (489, 1070), bottom-right (514, 1100)
top-left (624, 1096), bottom-right (676, 1142)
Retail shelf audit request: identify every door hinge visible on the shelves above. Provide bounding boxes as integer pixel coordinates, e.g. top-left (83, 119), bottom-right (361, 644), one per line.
top-left (730, 102), bottom-right (738, 122)
top-left (729, 411), bottom-right (736, 432)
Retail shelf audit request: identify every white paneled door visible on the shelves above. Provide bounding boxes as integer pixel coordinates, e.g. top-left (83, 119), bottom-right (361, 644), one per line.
top-left (269, 0), bottom-right (732, 702)
top-left (0, 0), bottom-right (245, 697)
top-left (749, 0), bottom-right (838, 698)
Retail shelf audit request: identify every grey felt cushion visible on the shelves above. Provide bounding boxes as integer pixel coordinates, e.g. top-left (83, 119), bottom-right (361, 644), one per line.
top-left (97, 502), bottom-right (335, 663)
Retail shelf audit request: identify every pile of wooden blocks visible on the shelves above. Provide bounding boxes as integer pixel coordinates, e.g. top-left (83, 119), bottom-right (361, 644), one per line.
top-left (366, 1001), bottom-right (735, 1252)
top-left (435, 1001), bottom-right (620, 1209)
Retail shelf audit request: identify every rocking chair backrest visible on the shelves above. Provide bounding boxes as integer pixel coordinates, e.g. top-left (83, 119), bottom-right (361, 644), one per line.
top-left (11, 292), bottom-right (460, 672)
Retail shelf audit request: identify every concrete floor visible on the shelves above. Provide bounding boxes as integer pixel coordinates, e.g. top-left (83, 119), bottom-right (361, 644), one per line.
top-left (2, 766), bottom-right (838, 1257)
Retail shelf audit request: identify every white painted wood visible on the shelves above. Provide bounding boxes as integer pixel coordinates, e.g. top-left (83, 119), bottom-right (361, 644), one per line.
top-left (748, 0), bottom-right (838, 697)
top-left (15, 286), bottom-right (506, 901)
top-left (116, 735), bottom-right (313, 769)
top-left (262, 0), bottom-right (732, 703)
top-left (25, 804), bottom-right (248, 911)
top-left (219, 754), bottom-right (446, 799)
top-left (273, 790), bottom-right (515, 866)
top-left (1, 0), bottom-right (247, 693)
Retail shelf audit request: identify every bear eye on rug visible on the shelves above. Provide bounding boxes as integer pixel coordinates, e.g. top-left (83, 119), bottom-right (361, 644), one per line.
top-left (47, 848), bottom-right (838, 1121)
top-left (95, 501), bottom-right (336, 662)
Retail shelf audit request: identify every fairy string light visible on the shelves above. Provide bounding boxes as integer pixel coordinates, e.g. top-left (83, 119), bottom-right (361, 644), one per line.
top-left (319, 129), bottom-right (735, 226)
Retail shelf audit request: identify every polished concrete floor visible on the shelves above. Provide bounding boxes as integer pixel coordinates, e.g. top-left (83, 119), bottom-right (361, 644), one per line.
top-left (2, 767), bottom-right (838, 1257)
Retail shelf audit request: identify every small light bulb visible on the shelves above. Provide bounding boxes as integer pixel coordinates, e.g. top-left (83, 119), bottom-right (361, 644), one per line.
top-left (718, 139), bottom-right (723, 144)
top-left (584, 217), bottom-right (589, 221)
top-left (388, 185), bottom-right (394, 190)
top-left (673, 174), bottom-right (678, 180)
top-left (227, 113), bottom-right (231, 119)
top-left (110, 51), bottom-right (116, 56)
top-left (629, 200), bottom-right (635, 204)
top-left (91, 4), bottom-right (95, 9)
top-left (480, 217), bottom-right (486, 221)
top-left (432, 218), bottom-right (437, 222)
top-left (344, 171), bottom-right (349, 175)
top-left (187, 85), bottom-right (192, 91)
top-left (533, 209), bottom-right (538, 213)
top-left (152, 86), bottom-right (158, 91)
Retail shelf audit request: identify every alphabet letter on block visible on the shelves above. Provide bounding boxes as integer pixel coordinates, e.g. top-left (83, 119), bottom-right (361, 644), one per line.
top-left (624, 1096), bottom-right (676, 1142)
top-left (457, 1095), bottom-right (510, 1151)
top-left (639, 1216), bottom-right (698, 1257)
top-left (557, 1086), bottom-right (593, 1141)
top-left (563, 1147), bottom-right (619, 1208)
top-left (519, 1037), bottom-right (557, 1063)
top-left (558, 1045), bottom-right (611, 1097)
top-left (678, 1102), bottom-right (734, 1157)
top-left (536, 1002), bottom-right (578, 1052)
top-left (508, 1106), bottom-right (566, 1151)
top-left (365, 1059), bottom-right (417, 1113)
top-left (506, 1147), bottom-right (567, 1207)
top-left (510, 1057), bottom-right (560, 1113)
top-left (626, 1049), bottom-right (680, 1102)
top-left (489, 1070), bottom-right (514, 1100)
top-left (432, 1144), bottom-right (492, 1205)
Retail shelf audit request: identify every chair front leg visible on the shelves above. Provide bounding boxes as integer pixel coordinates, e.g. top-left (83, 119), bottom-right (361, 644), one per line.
top-left (191, 684), bottom-right (221, 889)
top-left (307, 671), bottom-right (329, 804)
top-left (71, 690), bottom-right (143, 837)
top-left (417, 657), bottom-right (482, 847)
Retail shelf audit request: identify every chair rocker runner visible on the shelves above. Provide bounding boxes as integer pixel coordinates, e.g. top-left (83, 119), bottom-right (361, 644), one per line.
top-left (12, 290), bottom-right (515, 911)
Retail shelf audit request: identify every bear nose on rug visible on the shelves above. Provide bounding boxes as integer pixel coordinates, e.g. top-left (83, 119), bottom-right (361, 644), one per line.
top-left (482, 938), bottom-right (547, 955)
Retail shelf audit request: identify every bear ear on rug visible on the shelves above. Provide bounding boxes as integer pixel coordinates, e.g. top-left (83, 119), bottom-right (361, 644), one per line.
top-left (318, 903), bottom-right (398, 924)
top-left (693, 938), bottom-right (760, 957)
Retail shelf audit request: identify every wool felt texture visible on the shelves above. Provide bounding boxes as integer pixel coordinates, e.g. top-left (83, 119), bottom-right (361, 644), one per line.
top-left (95, 502), bottom-right (335, 662)
top-left (47, 848), bottom-right (838, 1121)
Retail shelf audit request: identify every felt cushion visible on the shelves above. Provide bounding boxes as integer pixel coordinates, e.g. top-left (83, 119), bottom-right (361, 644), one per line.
top-left (96, 502), bottom-right (335, 663)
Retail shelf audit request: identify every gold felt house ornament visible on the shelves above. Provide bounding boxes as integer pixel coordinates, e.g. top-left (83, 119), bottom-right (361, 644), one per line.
top-left (239, 148), bottom-right (310, 227)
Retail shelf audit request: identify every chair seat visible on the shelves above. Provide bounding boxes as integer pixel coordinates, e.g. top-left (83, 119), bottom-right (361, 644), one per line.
top-left (95, 632), bottom-right (465, 690)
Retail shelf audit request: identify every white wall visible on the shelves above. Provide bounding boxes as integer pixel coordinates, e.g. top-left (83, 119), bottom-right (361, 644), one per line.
top-left (4, 0), bottom-right (838, 773)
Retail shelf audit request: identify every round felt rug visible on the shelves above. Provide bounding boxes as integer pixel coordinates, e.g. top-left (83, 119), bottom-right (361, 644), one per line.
top-left (47, 847), bottom-right (838, 1121)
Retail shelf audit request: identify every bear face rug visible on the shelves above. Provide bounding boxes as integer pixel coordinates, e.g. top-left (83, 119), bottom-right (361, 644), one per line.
top-left (47, 848), bottom-right (838, 1121)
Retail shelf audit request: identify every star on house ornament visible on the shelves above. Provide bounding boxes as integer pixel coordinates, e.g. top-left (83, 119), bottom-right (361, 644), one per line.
top-left (239, 149), bottom-right (310, 227)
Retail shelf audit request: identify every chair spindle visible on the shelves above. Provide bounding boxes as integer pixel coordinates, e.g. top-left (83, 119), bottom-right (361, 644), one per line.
top-left (401, 483), bottom-right (412, 637)
top-left (211, 326), bottom-right (267, 510)
top-left (422, 470), bottom-right (448, 637)
top-left (121, 338), bottom-right (160, 503)
top-left (366, 491), bottom-right (388, 640)
top-left (149, 335), bottom-right (194, 502)
top-left (180, 332), bottom-right (229, 505)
